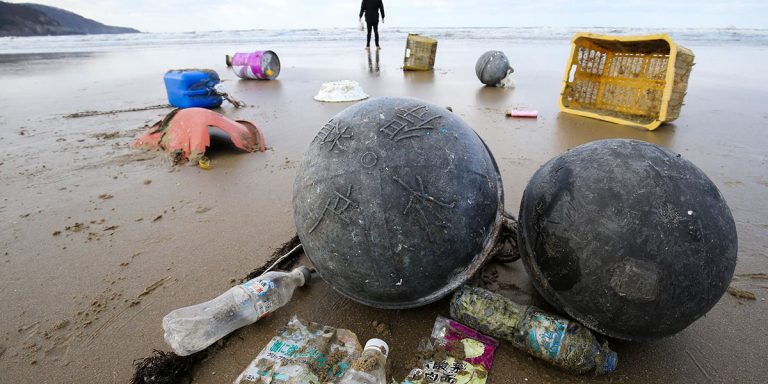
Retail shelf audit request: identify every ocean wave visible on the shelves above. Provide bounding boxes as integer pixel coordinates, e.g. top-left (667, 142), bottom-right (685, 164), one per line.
top-left (1, 26), bottom-right (766, 54)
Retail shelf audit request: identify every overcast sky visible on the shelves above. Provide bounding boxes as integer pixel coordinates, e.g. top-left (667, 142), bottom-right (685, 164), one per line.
top-left (13, 0), bottom-right (768, 32)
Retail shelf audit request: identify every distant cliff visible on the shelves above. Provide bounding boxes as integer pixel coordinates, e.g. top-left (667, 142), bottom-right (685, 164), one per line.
top-left (0, 1), bottom-right (139, 37)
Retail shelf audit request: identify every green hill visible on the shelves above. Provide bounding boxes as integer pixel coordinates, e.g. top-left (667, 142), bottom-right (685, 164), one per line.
top-left (0, 1), bottom-right (139, 37)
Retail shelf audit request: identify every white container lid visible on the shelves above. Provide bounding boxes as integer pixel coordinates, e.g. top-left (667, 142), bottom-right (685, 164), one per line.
top-left (364, 338), bottom-right (389, 357)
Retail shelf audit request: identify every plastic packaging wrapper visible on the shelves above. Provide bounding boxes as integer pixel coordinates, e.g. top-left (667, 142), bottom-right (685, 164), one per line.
top-left (234, 316), bottom-right (362, 384)
top-left (402, 316), bottom-right (498, 384)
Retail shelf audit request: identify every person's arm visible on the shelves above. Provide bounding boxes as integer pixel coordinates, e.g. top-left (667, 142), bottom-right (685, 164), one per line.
top-left (360, 0), bottom-right (366, 19)
top-left (379, 0), bottom-right (385, 21)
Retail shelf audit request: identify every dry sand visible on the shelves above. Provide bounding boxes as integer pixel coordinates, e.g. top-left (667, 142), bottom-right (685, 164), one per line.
top-left (0, 37), bottom-right (767, 383)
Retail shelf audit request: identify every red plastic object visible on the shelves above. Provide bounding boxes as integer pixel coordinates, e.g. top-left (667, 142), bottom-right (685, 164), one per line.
top-left (132, 108), bottom-right (265, 163)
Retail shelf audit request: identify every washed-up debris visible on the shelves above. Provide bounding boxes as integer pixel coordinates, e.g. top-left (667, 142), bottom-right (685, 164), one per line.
top-left (339, 339), bottom-right (389, 383)
top-left (197, 156), bottom-right (211, 170)
top-left (234, 316), bottom-right (362, 383)
top-left (371, 320), bottom-right (391, 337)
top-left (132, 349), bottom-right (206, 384)
top-left (226, 50), bottom-right (281, 80)
top-left (164, 69), bottom-right (223, 109)
top-left (402, 315), bottom-right (498, 384)
top-left (163, 267), bottom-right (311, 356)
top-left (64, 104), bottom-right (171, 119)
top-left (314, 80), bottom-right (369, 102)
top-left (518, 139), bottom-right (737, 341)
top-left (475, 51), bottom-right (514, 87)
top-left (505, 109), bottom-right (538, 118)
top-left (559, 33), bottom-right (694, 130)
top-left (213, 83), bottom-right (245, 108)
top-left (451, 286), bottom-right (616, 375)
top-left (293, 97), bottom-right (504, 309)
top-left (727, 286), bottom-right (757, 300)
top-left (735, 273), bottom-right (768, 280)
top-left (497, 72), bottom-right (515, 88)
top-left (403, 34), bottom-right (437, 71)
top-left (93, 131), bottom-right (121, 140)
top-left (131, 235), bottom-right (304, 384)
top-left (131, 108), bottom-right (265, 165)
top-left (242, 234), bottom-right (302, 282)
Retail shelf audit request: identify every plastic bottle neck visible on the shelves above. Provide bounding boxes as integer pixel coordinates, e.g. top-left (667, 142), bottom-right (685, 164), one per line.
top-left (363, 347), bottom-right (385, 357)
top-left (291, 269), bottom-right (306, 286)
top-left (290, 267), bottom-right (312, 287)
top-left (363, 338), bottom-right (389, 357)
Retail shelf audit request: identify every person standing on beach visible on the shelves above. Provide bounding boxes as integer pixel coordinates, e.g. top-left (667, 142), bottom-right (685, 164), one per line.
top-left (359, 0), bottom-right (385, 49)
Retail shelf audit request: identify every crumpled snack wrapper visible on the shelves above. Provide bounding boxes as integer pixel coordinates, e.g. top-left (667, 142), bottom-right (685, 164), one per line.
top-left (235, 316), bottom-right (362, 384)
top-left (402, 315), bottom-right (498, 384)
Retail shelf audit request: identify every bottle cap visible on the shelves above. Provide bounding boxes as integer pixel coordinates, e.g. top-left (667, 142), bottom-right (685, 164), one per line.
top-left (295, 266), bottom-right (312, 286)
top-left (364, 338), bottom-right (389, 357)
top-left (599, 350), bottom-right (618, 374)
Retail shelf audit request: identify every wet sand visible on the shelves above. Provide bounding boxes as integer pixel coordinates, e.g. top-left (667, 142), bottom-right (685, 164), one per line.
top-left (0, 37), bottom-right (767, 383)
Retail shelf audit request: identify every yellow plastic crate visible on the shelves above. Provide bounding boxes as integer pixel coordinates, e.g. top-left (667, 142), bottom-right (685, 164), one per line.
top-left (559, 33), bottom-right (695, 130)
top-left (403, 33), bottom-right (437, 71)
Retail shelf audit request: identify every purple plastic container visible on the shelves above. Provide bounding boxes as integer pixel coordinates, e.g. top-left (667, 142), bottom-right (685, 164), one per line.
top-left (227, 50), bottom-right (281, 80)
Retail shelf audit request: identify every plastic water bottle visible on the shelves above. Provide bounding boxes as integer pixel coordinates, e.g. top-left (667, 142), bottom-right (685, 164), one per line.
top-left (162, 266), bottom-right (312, 356)
top-left (339, 339), bottom-right (389, 384)
top-left (450, 285), bottom-right (617, 375)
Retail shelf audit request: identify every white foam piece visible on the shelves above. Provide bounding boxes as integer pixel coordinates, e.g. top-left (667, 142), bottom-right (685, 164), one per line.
top-left (496, 69), bottom-right (516, 88)
top-left (314, 80), bottom-right (369, 103)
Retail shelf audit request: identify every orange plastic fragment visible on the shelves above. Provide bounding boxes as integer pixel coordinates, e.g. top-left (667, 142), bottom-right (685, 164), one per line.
top-left (132, 108), bottom-right (265, 164)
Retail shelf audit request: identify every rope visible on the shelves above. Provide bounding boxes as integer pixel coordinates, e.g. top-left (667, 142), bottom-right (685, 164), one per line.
top-left (264, 243), bottom-right (303, 274)
top-left (64, 104), bottom-right (171, 119)
top-left (213, 84), bottom-right (245, 108)
top-left (489, 212), bottom-right (521, 264)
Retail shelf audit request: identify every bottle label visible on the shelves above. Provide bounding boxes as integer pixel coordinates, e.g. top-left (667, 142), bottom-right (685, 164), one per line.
top-left (242, 279), bottom-right (274, 297)
top-left (524, 309), bottom-right (568, 361)
top-left (242, 279), bottom-right (276, 316)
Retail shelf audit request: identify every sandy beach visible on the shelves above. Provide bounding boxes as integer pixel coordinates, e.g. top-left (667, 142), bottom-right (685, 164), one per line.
top-left (0, 32), bottom-right (767, 383)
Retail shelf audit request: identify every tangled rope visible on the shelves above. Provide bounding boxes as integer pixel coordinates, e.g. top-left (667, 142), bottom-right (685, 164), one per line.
top-left (489, 212), bottom-right (521, 264)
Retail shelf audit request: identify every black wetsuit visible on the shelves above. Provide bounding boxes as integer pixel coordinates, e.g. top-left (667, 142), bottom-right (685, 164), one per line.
top-left (359, 0), bottom-right (385, 47)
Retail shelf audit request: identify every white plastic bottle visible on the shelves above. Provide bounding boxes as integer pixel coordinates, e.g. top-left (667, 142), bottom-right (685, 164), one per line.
top-left (339, 338), bottom-right (389, 384)
top-left (162, 266), bottom-right (311, 356)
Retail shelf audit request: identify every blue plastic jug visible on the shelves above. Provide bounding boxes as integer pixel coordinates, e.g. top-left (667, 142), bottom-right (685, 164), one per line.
top-left (164, 69), bottom-right (223, 109)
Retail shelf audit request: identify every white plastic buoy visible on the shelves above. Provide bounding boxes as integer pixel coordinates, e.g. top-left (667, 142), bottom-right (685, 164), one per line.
top-left (314, 80), bottom-right (369, 102)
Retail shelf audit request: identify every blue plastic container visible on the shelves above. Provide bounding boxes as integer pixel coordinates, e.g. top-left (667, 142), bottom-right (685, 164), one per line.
top-left (164, 69), bottom-right (223, 109)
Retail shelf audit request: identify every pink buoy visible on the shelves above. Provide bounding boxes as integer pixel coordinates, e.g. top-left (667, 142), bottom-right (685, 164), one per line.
top-left (226, 50), bottom-right (281, 80)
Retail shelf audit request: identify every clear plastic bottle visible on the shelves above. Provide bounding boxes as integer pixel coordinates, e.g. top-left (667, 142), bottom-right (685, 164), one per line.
top-left (450, 285), bottom-right (617, 375)
top-left (162, 266), bottom-right (311, 356)
top-left (339, 339), bottom-right (389, 384)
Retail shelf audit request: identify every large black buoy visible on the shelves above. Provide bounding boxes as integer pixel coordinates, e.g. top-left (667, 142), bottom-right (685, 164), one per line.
top-left (518, 139), bottom-right (737, 341)
top-left (293, 97), bottom-right (504, 309)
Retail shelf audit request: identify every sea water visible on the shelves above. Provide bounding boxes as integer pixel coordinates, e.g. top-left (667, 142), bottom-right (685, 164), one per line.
top-left (1, 26), bottom-right (767, 55)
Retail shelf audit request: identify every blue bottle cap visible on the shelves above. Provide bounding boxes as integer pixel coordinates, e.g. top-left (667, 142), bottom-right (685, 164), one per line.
top-left (601, 350), bottom-right (618, 374)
